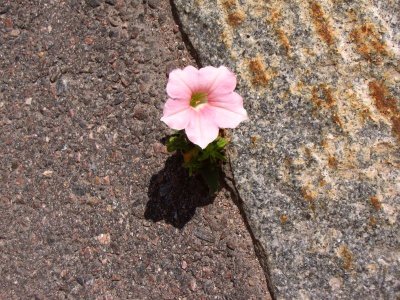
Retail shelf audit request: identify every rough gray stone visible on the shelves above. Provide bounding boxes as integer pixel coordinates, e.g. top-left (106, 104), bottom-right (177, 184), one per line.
top-left (0, 0), bottom-right (271, 298)
top-left (147, 0), bottom-right (160, 9)
top-left (87, 0), bottom-right (101, 8)
top-left (172, 0), bottom-right (400, 298)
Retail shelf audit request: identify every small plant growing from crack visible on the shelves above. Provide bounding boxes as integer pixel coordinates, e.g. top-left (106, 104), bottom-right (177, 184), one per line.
top-left (161, 65), bottom-right (248, 193)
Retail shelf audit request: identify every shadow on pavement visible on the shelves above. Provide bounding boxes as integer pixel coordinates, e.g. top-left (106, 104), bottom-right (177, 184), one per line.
top-left (145, 153), bottom-right (215, 229)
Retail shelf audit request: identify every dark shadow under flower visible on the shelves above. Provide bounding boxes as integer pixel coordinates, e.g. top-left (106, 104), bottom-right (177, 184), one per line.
top-left (145, 153), bottom-right (216, 229)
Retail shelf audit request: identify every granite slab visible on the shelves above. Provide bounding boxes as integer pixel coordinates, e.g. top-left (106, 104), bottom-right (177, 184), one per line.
top-left (172, 0), bottom-right (400, 298)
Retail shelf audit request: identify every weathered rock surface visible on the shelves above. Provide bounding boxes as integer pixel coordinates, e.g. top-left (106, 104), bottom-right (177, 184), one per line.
top-left (0, 1), bottom-right (270, 298)
top-left (173, 0), bottom-right (400, 298)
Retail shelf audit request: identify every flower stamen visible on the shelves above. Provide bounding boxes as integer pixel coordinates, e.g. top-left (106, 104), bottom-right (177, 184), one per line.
top-left (190, 92), bottom-right (208, 108)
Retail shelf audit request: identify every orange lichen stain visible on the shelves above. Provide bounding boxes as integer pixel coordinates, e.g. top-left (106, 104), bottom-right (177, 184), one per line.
top-left (340, 147), bottom-right (358, 171)
top-left (304, 147), bottom-right (312, 160)
top-left (309, 2), bottom-right (335, 46)
top-left (321, 139), bottom-right (329, 149)
top-left (302, 186), bottom-right (317, 201)
top-left (311, 84), bottom-right (336, 109)
top-left (276, 28), bottom-right (291, 55)
top-left (374, 141), bottom-right (395, 154)
top-left (392, 116), bottom-right (400, 138)
top-left (248, 56), bottom-right (274, 87)
top-left (350, 24), bottom-right (388, 63)
top-left (332, 113), bottom-right (344, 129)
top-left (296, 81), bottom-right (305, 92)
top-left (369, 81), bottom-right (397, 116)
top-left (284, 157), bottom-right (292, 168)
top-left (346, 8), bottom-right (357, 22)
top-left (250, 135), bottom-right (260, 145)
top-left (227, 10), bottom-right (246, 27)
top-left (318, 178), bottom-right (327, 187)
top-left (369, 216), bottom-right (377, 226)
top-left (368, 80), bottom-right (400, 139)
top-left (359, 108), bottom-right (372, 123)
top-left (221, 0), bottom-right (236, 9)
top-left (328, 156), bottom-right (338, 168)
top-left (370, 196), bottom-right (382, 211)
top-left (280, 215), bottom-right (288, 224)
top-left (303, 48), bottom-right (316, 57)
top-left (338, 245), bottom-right (353, 270)
top-left (267, 8), bottom-right (281, 24)
top-left (324, 88), bottom-right (336, 107)
top-left (250, 136), bottom-right (261, 148)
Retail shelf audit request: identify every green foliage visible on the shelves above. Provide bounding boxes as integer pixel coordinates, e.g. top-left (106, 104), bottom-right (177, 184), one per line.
top-left (166, 133), bottom-right (190, 152)
top-left (199, 163), bottom-right (220, 194)
top-left (165, 131), bottom-right (228, 194)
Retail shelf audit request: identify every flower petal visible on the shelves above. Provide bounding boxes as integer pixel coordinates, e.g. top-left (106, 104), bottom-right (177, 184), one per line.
top-left (166, 66), bottom-right (199, 99)
top-left (202, 66), bottom-right (237, 98)
top-left (208, 92), bottom-right (248, 128)
top-left (161, 98), bottom-right (192, 130)
top-left (185, 109), bottom-right (219, 149)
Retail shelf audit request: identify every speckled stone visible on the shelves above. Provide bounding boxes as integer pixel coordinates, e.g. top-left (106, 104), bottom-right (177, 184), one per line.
top-left (173, 0), bottom-right (400, 298)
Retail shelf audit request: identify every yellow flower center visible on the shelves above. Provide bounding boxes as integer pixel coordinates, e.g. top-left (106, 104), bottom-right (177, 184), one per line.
top-left (190, 92), bottom-right (208, 108)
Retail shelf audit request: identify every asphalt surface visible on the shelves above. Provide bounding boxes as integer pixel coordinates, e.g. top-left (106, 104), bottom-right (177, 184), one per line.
top-left (0, 0), bottom-right (270, 299)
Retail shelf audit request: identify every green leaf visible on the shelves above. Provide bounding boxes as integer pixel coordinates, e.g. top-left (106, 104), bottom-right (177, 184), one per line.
top-left (216, 137), bottom-right (228, 149)
top-left (166, 136), bottom-right (178, 152)
top-left (213, 151), bottom-right (226, 161)
top-left (166, 131), bottom-right (191, 152)
top-left (197, 151), bottom-right (210, 161)
top-left (166, 132), bottom-right (228, 193)
top-left (199, 164), bottom-right (220, 194)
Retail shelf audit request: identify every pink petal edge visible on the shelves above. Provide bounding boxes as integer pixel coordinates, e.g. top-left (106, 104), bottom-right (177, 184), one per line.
top-left (184, 109), bottom-right (219, 149)
top-left (160, 98), bottom-right (192, 130)
top-left (207, 92), bottom-right (248, 128)
top-left (205, 66), bottom-right (237, 98)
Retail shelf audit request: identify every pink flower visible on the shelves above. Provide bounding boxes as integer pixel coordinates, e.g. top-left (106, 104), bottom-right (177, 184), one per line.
top-left (161, 66), bottom-right (248, 149)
